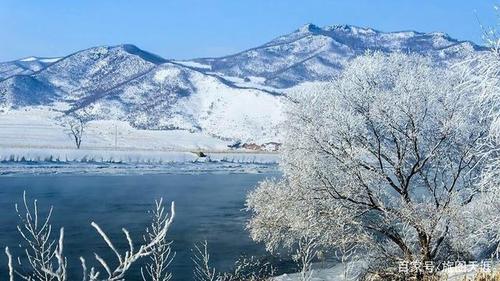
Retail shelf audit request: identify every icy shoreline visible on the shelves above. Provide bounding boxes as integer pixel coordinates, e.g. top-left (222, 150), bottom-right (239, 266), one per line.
top-left (0, 147), bottom-right (279, 163)
top-left (0, 150), bottom-right (280, 176)
top-left (0, 162), bottom-right (279, 176)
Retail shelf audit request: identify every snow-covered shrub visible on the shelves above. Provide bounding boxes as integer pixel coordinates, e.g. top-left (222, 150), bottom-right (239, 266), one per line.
top-left (192, 241), bottom-right (276, 281)
top-left (291, 236), bottom-right (317, 281)
top-left (247, 52), bottom-right (497, 280)
top-left (217, 256), bottom-right (276, 281)
top-left (5, 192), bottom-right (175, 281)
top-left (192, 241), bottom-right (217, 281)
top-left (469, 270), bottom-right (500, 281)
top-left (141, 198), bottom-right (176, 281)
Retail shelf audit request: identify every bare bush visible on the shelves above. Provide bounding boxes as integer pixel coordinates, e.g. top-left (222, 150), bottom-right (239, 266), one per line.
top-left (141, 198), bottom-right (176, 281)
top-left (192, 241), bottom-right (217, 281)
top-left (192, 241), bottom-right (275, 281)
top-left (5, 191), bottom-right (65, 281)
top-left (218, 256), bottom-right (276, 281)
top-left (5, 192), bottom-right (175, 281)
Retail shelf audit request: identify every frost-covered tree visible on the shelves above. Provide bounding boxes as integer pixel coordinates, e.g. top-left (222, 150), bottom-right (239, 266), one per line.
top-left (62, 109), bottom-right (92, 149)
top-left (457, 8), bottom-right (500, 259)
top-left (247, 52), bottom-right (495, 279)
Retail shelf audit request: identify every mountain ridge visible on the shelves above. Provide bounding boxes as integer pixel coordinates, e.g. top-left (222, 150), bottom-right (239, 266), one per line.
top-left (190, 23), bottom-right (484, 87)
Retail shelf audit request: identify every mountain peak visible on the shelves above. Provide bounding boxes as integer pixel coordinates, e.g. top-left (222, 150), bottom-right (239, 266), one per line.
top-left (116, 44), bottom-right (168, 65)
top-left (325, 24), bottom-right (378, 35)
top-left (73, 44), bottom-right (167, 65)
top-left (0, 23), bottom-right (487, 143)
top-left (295, 23), bottom-right (381, 37)
top-left (297, 23), bottom-right (322, 33)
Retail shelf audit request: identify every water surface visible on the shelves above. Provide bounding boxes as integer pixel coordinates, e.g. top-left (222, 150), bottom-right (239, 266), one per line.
top-left (0, 173), bottom-right (279, 280)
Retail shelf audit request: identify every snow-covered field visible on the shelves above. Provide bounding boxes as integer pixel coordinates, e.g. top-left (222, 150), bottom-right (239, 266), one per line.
top-left (0, 106), bottom-right (231, 151)
top-left (0, 106), bottom-right (279, 174)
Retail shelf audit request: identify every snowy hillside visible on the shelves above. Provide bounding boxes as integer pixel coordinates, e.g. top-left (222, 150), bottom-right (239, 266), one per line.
top-left (78, 62), bottom-right (285, 143)
top-left (0, 56), bottom-right (61, 80)
top-left (191, 24), bottom-right (484, 88)
top-left (0, 24), bottom-right (485, 153)
top-left (0, 44), bottom-right (284, 144)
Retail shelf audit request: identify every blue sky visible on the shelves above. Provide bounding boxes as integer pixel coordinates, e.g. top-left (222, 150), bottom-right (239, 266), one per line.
top-left (0, 0), bottom-right (497, 61)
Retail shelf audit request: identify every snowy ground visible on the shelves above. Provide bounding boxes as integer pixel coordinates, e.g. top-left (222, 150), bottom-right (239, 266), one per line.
top-left (0, 106), bottom-right (232, 151)
top-left (273, 262), bottom-right (499, 281)
top-left (273, 263), bottom-right (356, 281)
top-left (0, 106), bottom-right (279, 174)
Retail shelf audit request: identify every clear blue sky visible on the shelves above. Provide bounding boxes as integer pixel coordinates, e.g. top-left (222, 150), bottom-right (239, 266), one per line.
top-left (1, 0), bottom-right (497, 61)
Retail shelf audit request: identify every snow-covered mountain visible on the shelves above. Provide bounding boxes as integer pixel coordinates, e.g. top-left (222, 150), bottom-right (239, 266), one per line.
top-left (189, 24), bottom-right (484, 88)
top-left (0, 44), bottom-right (284, 144)
top-left (0, 24), bottom-right (484, 145)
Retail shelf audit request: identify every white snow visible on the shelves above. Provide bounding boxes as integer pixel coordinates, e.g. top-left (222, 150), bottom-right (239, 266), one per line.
top-left (0, 106), bottom-right (227, 151)
top-left (19, 56), bottom-right (38, 62)
top-left (142, 64), bottom-right (286, 143)
top-left (18, 56), bottom-right (61, 63)
top-left (0, 106), bottom-right (279, 171)
top-left (173, 60), bottom-right (212, 69)
top-left (154, 67), bottom-right (183, 82)
top-left (273, 263), bottom-right (360, 281)
top-left (39, 57), bottom-right (61, 63)
top-left (217, 74), bottom-right (285, 92)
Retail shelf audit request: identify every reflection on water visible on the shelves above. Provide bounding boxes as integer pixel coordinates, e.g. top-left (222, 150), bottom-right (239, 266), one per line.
top-left (0, 173), bottom-right (280, 280)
